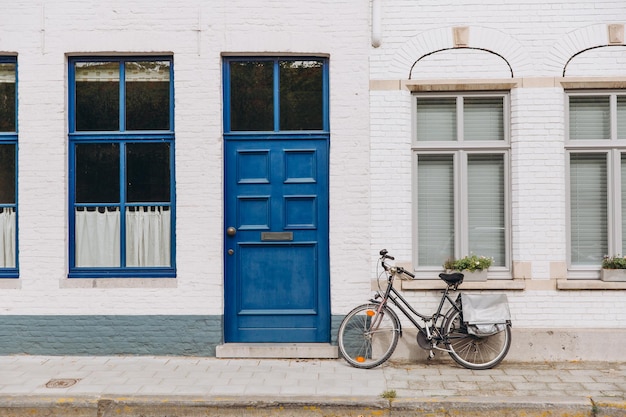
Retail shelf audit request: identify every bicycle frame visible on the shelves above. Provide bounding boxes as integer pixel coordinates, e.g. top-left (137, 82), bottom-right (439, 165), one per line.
top-left (374, 265), bottom-right (461, 350)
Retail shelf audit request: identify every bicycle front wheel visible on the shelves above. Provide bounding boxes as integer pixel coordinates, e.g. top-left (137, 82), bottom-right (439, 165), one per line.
top-left (444, 309), bottom-right (511, 370)
top-left (337, 303), bottom-right (400, 369)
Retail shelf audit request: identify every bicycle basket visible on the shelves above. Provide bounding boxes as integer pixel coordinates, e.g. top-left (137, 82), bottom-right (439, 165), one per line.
top-left (461, 293), bottom-right (511, 337)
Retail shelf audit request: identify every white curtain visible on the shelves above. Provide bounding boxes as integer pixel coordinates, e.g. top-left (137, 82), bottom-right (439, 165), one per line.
top-left (76, 206), bottom-right (170, 268)
top-left (126, 206), bottom-right (171, 267)
top-left (0, 208), bottom-right (15, 268)
top-left (75, 207), bottom-right (120, 267)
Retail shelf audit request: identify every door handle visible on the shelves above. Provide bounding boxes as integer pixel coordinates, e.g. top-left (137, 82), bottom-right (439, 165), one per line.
top-left (226, 227), bottom-right (237, 237)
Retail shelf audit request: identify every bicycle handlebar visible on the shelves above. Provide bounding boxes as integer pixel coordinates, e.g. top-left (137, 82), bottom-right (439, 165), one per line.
top-left (379, 249), bottom-right (415, 279)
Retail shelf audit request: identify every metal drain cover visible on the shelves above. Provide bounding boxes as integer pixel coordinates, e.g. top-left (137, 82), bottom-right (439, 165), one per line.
top-left (45, 378), bottom-right (80, 388)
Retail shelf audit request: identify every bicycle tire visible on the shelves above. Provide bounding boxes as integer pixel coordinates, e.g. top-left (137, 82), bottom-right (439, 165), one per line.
top-left (444, 308), bottom-right (511, 370)
top-left (337, 303), bottom-right (400, 369)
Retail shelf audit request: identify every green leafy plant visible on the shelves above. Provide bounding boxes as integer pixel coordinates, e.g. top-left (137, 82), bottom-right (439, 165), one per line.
top-left (443, 254), bottom-right (493, 272)
top-left (381, 389), bottom-right (397, 400)
top-left (601, 254), bottom-right (626, 269)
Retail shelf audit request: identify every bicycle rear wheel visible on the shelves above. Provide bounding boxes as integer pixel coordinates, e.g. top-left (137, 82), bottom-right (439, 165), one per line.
top-left (444, 309), bottom-right (511, 370)
top-left (337, 303), bottom-right (400, 369)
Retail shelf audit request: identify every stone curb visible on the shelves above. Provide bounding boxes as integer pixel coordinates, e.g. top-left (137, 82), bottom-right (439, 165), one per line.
top-left (1, 395), bottom-right (625, 417)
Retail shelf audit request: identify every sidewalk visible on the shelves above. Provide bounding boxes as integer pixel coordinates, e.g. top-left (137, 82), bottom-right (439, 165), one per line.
top-left (0, 355), bottom-right (624, 417)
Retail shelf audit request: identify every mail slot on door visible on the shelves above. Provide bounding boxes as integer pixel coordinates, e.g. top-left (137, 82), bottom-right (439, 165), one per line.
top-left (261, 232), bottom-right (294, 241)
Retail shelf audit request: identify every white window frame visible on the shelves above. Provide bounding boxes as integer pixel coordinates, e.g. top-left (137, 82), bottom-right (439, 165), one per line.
top-left (411, 92), bottom-right (511, 279)
top-left (566, 90), bottom-right (626, 279)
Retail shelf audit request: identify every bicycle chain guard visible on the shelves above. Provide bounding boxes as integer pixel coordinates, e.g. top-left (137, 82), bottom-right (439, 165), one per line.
top-left (416, 329), bottom-right (432, 350)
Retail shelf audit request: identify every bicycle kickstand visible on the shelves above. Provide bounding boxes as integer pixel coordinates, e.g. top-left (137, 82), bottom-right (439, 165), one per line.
top-left (428, 350), bottom-right (435, 360)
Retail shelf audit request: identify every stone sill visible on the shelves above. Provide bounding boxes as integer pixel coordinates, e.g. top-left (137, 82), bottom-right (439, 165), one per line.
top-left (0, 279), bottom-right (21, 289)
top-left (60, 278), bottom-right (178, 289)
top-left (557, 279), bottom-right (626, 290)
top-left (401, 279), bottom-right (526, 291)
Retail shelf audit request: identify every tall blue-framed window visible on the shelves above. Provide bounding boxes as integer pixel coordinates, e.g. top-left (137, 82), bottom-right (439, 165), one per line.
top-left (223, 57), bottom-right (329, 133)
top-left (0, 57), bottom-right (17, 277)
top-left (68, 57), bottom-right (175, 278)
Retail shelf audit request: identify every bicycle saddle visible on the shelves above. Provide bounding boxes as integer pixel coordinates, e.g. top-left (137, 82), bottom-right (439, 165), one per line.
top-left (438, 272), bottom-right (464, 286)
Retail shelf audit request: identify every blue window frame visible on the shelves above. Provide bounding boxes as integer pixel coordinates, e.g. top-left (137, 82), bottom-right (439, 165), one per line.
top-left (68, 57), bottom-right (175, 278)
top-left (223, 57), bottom-right (330, 133)
top-left (0, 56), bottom-right (17, 278)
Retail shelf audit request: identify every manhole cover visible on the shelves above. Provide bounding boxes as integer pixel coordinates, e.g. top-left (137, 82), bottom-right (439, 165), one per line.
top-left (45, 378), bottom-right (80, 388)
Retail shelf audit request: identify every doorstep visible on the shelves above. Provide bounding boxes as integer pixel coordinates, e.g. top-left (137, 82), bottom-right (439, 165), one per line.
top-left (215, 343), bottom-right (338, 359)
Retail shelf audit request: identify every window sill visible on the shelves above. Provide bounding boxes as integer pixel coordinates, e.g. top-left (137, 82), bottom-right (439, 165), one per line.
top-left (401, 279), bottom-right (526, 291)
top-left (557, 279), bottom-right (626, 290)
top-left (61, 278), bottom-right (177, 289)
top-left (0, 279), bottom-right (21, 289)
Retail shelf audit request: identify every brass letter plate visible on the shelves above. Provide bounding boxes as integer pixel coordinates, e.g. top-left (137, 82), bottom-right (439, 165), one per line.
top-left (261, 232), bottom-right (294, 241)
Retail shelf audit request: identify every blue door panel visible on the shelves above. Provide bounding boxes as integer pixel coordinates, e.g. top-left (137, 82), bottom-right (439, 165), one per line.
top-left (224, 138), bottom-right (329, 343)
top-left (238, 243), bottom-right (317, 312)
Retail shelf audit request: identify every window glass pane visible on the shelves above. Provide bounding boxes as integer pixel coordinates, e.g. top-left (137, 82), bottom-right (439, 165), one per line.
top-left (0, 206), bottom-right (15, 268)
top-left (468, 154), bottom-right (505, 266)
top-left (279, 60), bottom-right (323, 130)
top-left (416, 98), bottom-right (456, 141)
top-left (75, 207), bottom-right (120, 267)
top-left (622, 154), bottom-right (626, 253)
top-left (126, 206), bottom-right (171, 267)
top-left (230, 61), bottom-right (273, 131)
top-left (464, 97), bottom-right (504, 141)
top-left (570, 153), bottom-right (607, 265)
top-left (126, 143), bottom-right (170, 203)
top-left (418, 155), bottom-right (454, 266)
top-left (0, 63), bottom-right (16, 132)
top-left (569, 96), bottom-right (610, 140)
top-left (125, 61), bottom-right (170, 130)
top-left (0, 144), bottom-right (15, 204)
top-left (75, 62), bottom-right (120, 131)
top-left (618, 96), bottom-right (626, 140)
top-left (0, 143), bottom-right (15, 269)
top-left (75, 143), bottom-right (120, 203)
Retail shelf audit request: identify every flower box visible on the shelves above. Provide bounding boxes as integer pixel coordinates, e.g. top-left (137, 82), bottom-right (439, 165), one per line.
top-left (600, 269), bottom-right (626, 282)
top-left (443, 254), bottom-right (492, 281)
top-left (461, 269), bottom-right (488, 282)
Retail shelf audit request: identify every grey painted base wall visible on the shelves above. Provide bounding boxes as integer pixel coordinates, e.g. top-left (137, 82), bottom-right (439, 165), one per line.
top-left (0, 315), bottom-right (223, 356)
top-left (1, 315), bottom-right (623, 362)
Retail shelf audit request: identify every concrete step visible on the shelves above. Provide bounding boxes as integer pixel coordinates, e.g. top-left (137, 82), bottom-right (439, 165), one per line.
top-left (215, 343), bottom-right (338, 359)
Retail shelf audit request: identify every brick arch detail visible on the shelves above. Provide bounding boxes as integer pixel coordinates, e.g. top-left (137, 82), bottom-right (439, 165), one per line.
top-left (388, 26), bottom-right (532, 79)
top-left (547, 24), bottom-right (619, 76)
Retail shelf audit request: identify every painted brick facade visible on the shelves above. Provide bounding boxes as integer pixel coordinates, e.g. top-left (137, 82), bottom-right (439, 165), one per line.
top-left (0, 0), bottom-right (624, 358)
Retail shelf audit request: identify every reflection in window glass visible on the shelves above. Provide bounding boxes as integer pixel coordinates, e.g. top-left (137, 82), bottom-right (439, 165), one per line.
top-left (125, 61), bottom-right (170, 130)
top-left (75, 62), bottom-right (120, 131)
top-left (126, 143), bottom-right (170, 203)
top-left (230, 61), bottom-right (273, 131)
top-left (0, 63), bottom-right (16, 132)
top-left (280, 60), bottom-right (323, 130)
top-left (75, 143), bottom-right (120, 203)
top-left (0, 144), bottom-right (15, 204)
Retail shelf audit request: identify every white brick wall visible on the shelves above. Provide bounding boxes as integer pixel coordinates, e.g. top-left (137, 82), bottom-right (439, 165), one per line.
top-left (0, 0), bottom-right (371, 316)
top-left (370, 0), bottom-right (626, 329)
top-left (1, 0), bottom-right (625, 334)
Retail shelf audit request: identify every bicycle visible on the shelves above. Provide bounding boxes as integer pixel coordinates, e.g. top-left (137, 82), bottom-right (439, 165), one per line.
top-left (337, 249), bottom-right (512, 370)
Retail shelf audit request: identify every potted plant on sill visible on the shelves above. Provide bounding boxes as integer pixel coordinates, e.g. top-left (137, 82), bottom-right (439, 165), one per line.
top-left (601, 255), bottom-right (626, 282)
top-left (443, 254), bottom-right (493, 281)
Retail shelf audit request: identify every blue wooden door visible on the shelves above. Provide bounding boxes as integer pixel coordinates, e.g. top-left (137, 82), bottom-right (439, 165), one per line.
top-left (224, 137), bottom-right (330, 342)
